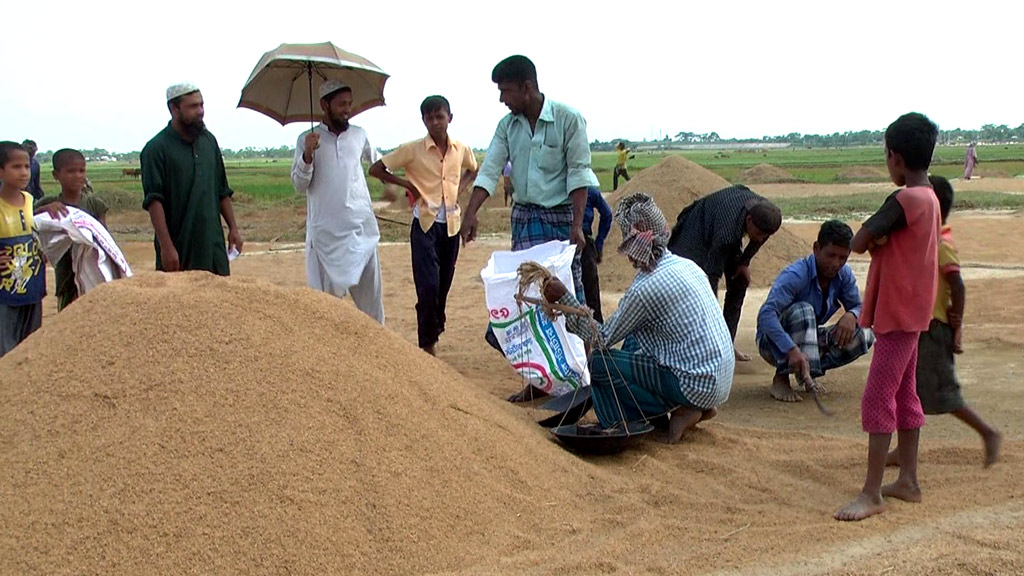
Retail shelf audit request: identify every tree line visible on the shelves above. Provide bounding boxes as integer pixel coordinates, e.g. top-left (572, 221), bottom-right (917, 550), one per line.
top-left (591, 123), bottom-right (1024, 151)
top-left (33, 124), bottom-right (1024, 162)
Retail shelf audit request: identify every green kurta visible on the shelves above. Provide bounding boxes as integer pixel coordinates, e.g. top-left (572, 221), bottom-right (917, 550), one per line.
top-left (141, 123), bottom-right (233, 275)
top-left (35, 193), bottom-right (108, 311)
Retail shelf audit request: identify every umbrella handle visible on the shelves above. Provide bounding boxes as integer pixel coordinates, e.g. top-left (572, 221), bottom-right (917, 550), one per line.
top-left (307, 62), bottom-right (314, 132)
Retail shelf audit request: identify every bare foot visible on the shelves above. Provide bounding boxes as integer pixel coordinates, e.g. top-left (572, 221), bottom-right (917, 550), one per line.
top-left (700, 407), bottom-right (718, 422)
top-left (734, 349), bottom-right (751, 362)
top-left (834, 492), bottom-right (886, 521)
top-left (658, 407), bottom-right (703, 444)
top-left (507, 386), bottom-right (548, 403)
top-left (881, 479), bottom-right (922, 503)
top-left (885, 449), bottom-right (900, 467)
top-left (769, 375), bottom-right (803, 403)
top-left (984, 431), bottom-right (1003, 468)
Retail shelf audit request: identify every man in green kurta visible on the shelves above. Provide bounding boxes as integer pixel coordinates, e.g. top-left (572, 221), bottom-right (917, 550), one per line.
top-left (141, 82), bottom-right (242, 275)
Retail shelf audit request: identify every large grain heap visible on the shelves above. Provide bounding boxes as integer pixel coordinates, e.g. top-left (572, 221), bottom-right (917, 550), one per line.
top-left (739, 163), bottom-right (803, 184)
top-left (0, 273), bottom-right (594, 575)
top-left (603, 155), bottom-right (807, 290)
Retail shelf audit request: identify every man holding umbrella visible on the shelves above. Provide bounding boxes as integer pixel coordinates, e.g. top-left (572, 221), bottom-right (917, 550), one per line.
top-left (291, 80), bottom-right (384, 324)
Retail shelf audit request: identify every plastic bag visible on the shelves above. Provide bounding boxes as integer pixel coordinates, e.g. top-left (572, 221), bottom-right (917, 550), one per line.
top-left (480, 240), bottom-right (590, 396)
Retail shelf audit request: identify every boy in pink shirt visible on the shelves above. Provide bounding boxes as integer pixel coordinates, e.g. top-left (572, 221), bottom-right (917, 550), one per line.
top-left (835, 112), bottom-right (941, 522)
top-left (887, 176), bottom-right (1001, 468)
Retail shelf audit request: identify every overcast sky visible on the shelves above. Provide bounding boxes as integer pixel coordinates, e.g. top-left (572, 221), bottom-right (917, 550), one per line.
top-left (3, 0), bottom-right (1020, 153)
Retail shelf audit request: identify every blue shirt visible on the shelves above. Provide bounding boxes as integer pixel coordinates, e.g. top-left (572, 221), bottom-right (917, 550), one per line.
top-left (475, 96), bottom-right (599, 208)
top-left (25, 158), bottom-right (44, 200)
top-left (582, 186), bottom-right (612, 252)
top-left (756, 254), bottom-right (863, 356)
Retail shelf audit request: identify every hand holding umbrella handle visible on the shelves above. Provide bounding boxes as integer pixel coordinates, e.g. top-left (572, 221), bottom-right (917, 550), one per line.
top-left (302, 133), bottom-right (321, 164)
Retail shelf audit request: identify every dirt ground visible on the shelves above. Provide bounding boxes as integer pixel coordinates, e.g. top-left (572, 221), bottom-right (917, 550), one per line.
top-left (30, 177), bottom-right (1021, 574)
top-left (755, 176), bottom-right (1024, 198)
top-left (74, 192), bottom-right (1023, 573)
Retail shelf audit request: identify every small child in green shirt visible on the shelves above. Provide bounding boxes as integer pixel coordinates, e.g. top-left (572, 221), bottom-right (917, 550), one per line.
top-left (34, 149), bottom-right (108, 311)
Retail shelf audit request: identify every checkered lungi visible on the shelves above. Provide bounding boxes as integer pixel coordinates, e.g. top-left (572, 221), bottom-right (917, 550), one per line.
top-left (510, 202), bottom-right (585, 302)
top-left (757, 301), bottom-right (874, 377)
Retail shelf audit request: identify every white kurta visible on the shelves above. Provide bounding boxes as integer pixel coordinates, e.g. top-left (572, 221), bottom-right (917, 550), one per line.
top-left (292, 124), bottom-right (381, 299)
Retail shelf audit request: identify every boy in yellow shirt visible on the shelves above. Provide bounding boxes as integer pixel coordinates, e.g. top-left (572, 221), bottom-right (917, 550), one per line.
top-left (613, 141), bottom-right (633, 190)
top-left (0, 142), bottom-right (48, 357)
top-left (370, 96), bottom-right (478, 355)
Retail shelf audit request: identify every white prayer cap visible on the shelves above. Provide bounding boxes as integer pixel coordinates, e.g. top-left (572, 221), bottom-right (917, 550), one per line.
top-left (318, 80), bottom-right (350, 100)
top-left (166, 82), bottom-right (200, 102)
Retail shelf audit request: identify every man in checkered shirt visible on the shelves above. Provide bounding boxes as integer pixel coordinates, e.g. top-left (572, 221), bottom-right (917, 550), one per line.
top-left (667, 185), bottom-right (782, 363)
top-left (542, 193), bottom-right (735, 444)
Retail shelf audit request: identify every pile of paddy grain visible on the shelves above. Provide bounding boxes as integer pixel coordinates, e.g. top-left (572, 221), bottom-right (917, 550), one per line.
top-left (834, 166), bottom-right (888, 182)
top-left (0, 272), bottom-right (597, 575)
top-left (602, 155), bottom-right (807, 290)
top-left (739, 163), bottom-right (803, 184)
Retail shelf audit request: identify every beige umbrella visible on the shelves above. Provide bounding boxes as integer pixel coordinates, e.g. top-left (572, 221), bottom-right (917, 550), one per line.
top-left (238, 42), bottom-right (389, 128)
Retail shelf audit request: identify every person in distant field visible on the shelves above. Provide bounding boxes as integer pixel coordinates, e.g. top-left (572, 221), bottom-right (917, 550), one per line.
top-left (963, 141), bottom-right (978, 180)
top-left (541, 193), bottom-right (734, 444)
top-left (502, 161), bottom-right (514, 206)
top-left (613, 141), bottom-right (633, 191)
top-left (886, 175), bottom-right (1001, 469)
top-left (34, 149), bottom-right (109, 311)
top-left (369, 95), bottom-right (478, 354)
top-left (756, 219), bottom-right (874, 402)
top-left (667, 184), bottom-right (782, 362)
top-left (292, 80), bottom-right (384, 324)
top-left (141, 82), bottom-right (243, 276)
top-left (0, 141), bottom-right (57, 357)
top-left (462, 54), bottom-right (600, 402)
top-left (834, 112), bottom-right (940, 522)
top-left (20, 139), bottom-right (44, 200)
top-left (580, 185), bottom-right (612, 322)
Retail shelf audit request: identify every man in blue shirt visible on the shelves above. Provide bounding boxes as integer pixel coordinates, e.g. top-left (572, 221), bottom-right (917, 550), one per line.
top-left (756, 220), bottom-right (875, 402)
top-left (581, 185), bottom-right (612, 322)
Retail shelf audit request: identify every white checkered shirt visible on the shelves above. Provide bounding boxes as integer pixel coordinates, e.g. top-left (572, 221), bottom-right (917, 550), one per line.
top-left (560, 253), bottom-right (735, 408)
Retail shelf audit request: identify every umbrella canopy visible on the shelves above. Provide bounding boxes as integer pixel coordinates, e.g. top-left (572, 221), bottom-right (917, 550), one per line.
top-left (238, 42), bottom-right (389, 125)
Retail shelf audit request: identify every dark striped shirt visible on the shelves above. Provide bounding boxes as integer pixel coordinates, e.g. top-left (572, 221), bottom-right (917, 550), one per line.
top-left (667, 185), bottom-right (765, 282)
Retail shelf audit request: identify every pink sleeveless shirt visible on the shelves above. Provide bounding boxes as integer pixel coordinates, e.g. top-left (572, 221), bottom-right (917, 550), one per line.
top-left (859, 186), bottom-right (940, 334)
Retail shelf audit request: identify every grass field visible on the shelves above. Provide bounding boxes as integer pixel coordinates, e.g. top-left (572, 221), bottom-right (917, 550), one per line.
top-left (77, 144), bottom-right (1024, 219)
top-left (773, 190), bottom-right (1024, 219)
top-left (590, 144), bottom-right (1024, 187)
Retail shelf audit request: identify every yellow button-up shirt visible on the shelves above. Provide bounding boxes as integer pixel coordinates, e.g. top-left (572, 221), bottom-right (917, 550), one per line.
top-left (381, 135), bottom-right (477, 236)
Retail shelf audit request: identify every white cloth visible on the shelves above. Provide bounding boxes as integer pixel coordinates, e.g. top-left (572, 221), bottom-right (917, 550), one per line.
top-left (34, 207), bottom-right (132, 295)
top-left (291, 123), bottom-right (384, 322)
top-left (309, 248), bottom-right (384, 324)
top-left (412, 202), bottom-right (446, 224)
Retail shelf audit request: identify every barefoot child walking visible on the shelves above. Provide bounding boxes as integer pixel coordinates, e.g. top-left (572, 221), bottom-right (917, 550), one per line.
top-left (887, 175), bottom-right (1001, 468)
top-left (834, 113), bottom-right (941, 522)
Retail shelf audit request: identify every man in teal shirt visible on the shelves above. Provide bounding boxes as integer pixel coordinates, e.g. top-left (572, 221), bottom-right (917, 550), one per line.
top-left (461, 55), bottom-right (599, 402)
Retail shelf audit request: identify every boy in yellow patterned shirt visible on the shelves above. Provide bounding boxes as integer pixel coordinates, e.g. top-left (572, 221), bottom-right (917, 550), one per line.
top-left (0, 142), bottom-right (47, 357)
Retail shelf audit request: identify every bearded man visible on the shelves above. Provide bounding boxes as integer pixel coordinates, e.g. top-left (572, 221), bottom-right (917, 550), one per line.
top-left (290, 80), bottom-right (384, 324)
top-left (141, 82), bottom-right (243, 275)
